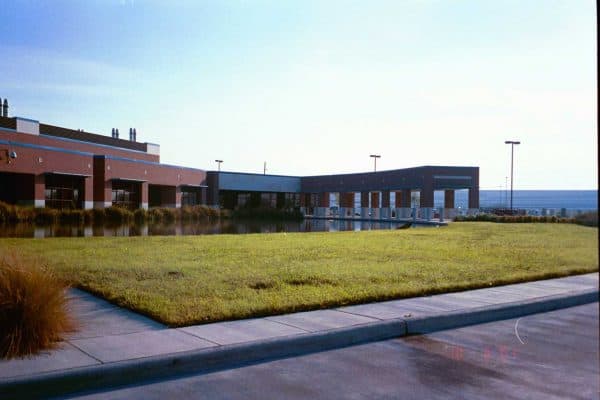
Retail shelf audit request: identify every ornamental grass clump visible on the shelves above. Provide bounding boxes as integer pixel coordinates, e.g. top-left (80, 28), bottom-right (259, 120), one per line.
top-left (133, 208), bottom-right (147, 224)
top-left (57, 209), bottom-right (86, 225)
top-left (181, 205), bottom-right (220, 219)
top-left (0, 252), bottom-right (75, 359)
top-left (0, 201), bottom-right (18, 224)
top-left (104, 206), bottom-right (133, 224)
top-left (33, 208), bottom-right (58, 225)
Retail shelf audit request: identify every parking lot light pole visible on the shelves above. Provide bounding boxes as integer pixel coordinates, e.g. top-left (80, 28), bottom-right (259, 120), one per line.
top-left (370, 154), bottom-right (381, 172)
top-left (504, 141), bottom-right (520, 212)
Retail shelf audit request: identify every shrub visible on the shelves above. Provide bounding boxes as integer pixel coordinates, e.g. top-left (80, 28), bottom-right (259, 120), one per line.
top-left (133, 208), bottom-right (147, 224)
top-left (454, 213), bottom-right (577, 224)
top-left (14, 206), bottom-right (36, 224)
top-left (83, 209), bottom-right (95, 224)
top-left (146, 208), bottom-right (163, 223)
top-left (0, 252), bottom-right (75, 359)
top-left (205, 206), bottom-right (221, 218)
top-left (0, 201), bottom-right (13, 224)
top-left (34, 208), bottom-right (58, 225)
top-left (58, 209), bottom-right (85, 225)
top-left (0, 203), bottom-right (45, 224)
top-left (179, 205), bottom-right (219, 221)
top-left (90, 208), bottom-right (106, 224)
top-left (574, 211), bottom-right (598, 227)
top-left (146, 207), bottom-right (181, 223)
top-left (104, 206), bottom-right (133, 224)
top-left (0, 203), bottom-right (221, 226)
top-left (180, 206), bottom-right (196, 221)
top-left (161, 208), bottom-right (177, 223)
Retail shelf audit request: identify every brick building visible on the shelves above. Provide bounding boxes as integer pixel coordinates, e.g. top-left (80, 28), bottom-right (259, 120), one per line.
top-left (0, 111), bottom-right (479, 214)
top-left (0, 115), bottom-right (206, 210)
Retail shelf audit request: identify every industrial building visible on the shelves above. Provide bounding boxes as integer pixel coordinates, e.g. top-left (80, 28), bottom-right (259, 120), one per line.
top-left (0, 100), bottom-right (479, 217)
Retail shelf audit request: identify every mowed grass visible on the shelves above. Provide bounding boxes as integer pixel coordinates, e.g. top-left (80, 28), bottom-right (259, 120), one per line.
top-left (0, 223), bottom-right (597, 327)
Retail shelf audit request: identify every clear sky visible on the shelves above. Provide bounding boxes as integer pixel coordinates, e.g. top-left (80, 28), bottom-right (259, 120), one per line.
top-left (1, 0), bottom-right (596, 189)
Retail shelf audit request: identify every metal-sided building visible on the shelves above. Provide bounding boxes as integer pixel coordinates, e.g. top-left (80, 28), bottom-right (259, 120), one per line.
top-left (207, 167), bottom-right (479, 218)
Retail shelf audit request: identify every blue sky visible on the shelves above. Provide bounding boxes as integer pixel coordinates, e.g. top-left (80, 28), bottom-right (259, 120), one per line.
top-left (1, 0), bottom-right (596, 189)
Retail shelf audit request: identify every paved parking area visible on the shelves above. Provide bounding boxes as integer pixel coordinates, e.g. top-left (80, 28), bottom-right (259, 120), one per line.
top-left (71, 302), bottom-right (600, 400)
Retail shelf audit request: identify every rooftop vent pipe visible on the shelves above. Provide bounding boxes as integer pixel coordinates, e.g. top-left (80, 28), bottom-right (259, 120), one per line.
top-left (129, 128), bottom-right (137, 142)
top-left (2, 98), bottom-right (8, 117)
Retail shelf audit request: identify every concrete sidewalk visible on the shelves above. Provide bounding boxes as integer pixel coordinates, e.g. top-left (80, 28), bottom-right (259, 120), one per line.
top-left (0, 273), bottom-right (598, 398)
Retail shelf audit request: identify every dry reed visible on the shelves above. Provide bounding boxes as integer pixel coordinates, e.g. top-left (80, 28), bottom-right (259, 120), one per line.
top-left (0, 252), bottom-right (76, 359)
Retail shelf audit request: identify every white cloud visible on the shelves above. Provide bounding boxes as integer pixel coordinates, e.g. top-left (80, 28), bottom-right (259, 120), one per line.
top-left (0, 45), bottom-right (136, 97)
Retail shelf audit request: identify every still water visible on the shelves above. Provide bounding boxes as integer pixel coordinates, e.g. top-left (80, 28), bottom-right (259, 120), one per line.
top-left (0, 219), bottom-right (426, 238)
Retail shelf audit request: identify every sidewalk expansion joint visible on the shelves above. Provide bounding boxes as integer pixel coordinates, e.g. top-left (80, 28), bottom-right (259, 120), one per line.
top-left (66, 329), bottom-right (155, 341)
top-left (333, 308), bottom-right (385, 321)
top-left (65, 341), bottom-right (104, 364)
top-left (262, 318), bottom-right (313, 333)
top-left (176, 330), bottom-right (224, 347)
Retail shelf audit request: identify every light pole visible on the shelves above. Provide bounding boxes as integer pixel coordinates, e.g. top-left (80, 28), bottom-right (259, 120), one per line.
top-left (215, 159), bottom-right (223, 172)
top-left (370, 154), bottom-right (381, 172)
top-left (504, 141), bottom-right (520, 212)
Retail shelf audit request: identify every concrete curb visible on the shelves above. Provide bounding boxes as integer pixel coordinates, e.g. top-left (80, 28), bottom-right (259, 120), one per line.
top-left (405, 288), bottom-right (599, 334)
top-left (1, 289), bottom-right (597, 399)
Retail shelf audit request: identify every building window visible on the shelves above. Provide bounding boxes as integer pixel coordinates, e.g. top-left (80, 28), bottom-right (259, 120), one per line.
top-left (285, 193), bottom-right (300, 208)
top-left (112, 181), bottom-right (139, 210)
top-left (181, 190), bottom-right (198, 206)
top-left (260, 193), bottom-right (277, 208)
top-left (45, 174), bottom-right (83, 209)
top-left (237, 193), bottom-right (250, 208)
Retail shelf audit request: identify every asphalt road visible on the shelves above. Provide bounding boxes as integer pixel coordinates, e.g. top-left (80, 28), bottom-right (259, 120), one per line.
top-left (67, 303), bottom-right (599, 400)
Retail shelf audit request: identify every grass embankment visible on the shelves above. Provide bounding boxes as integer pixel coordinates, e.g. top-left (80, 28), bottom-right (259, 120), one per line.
top-left (0, 223), bottom-right (597, 327)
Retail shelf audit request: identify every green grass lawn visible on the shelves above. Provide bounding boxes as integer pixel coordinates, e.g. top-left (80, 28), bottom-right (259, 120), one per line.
top-left (0, 223), bottom-right (597, 327)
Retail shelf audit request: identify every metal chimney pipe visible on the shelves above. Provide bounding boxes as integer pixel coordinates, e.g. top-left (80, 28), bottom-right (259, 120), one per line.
top-left (133, 128), bottom-right (136, 142)
top-left (2, 99), bottom-right (8, 117)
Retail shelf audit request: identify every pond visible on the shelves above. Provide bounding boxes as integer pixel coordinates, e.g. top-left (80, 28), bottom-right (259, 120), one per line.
top-left (0, 218), bottom-right (435, 238)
